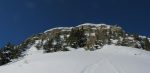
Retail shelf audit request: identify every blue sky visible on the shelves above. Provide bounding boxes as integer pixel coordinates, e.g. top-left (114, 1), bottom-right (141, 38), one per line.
top-left (0, 0), bottom-right (150, 47)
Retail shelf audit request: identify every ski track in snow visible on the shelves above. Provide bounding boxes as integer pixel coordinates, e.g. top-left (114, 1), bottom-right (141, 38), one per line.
top-left (81, 46), bottom-right (123, 73)
top-left (80, 45), bottom-right (150, 73)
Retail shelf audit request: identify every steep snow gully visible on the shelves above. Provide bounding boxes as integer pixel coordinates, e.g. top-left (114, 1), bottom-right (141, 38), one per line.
top-left (1, 45), bottom-right (150, 73)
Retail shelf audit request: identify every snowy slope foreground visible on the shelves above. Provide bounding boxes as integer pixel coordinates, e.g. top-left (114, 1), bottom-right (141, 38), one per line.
top-left (0, 45), bottom-right (150, 73)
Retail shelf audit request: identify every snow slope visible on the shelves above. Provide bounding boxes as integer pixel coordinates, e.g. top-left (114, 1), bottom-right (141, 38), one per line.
top-left (0, 45), bottom-right (150, 73)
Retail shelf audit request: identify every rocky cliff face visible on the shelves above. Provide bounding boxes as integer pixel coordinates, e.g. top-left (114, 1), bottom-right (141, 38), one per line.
top-left (25, 23), bottom-right (150, 52)
top-left (0, 23), bottom-right (150, 65)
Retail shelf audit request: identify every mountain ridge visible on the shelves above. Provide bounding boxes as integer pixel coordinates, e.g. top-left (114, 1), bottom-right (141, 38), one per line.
top-left (0, 23), bottom-right (150, 66)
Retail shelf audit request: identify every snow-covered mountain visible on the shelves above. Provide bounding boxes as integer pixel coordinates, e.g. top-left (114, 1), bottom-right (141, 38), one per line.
top-left (29, 23), bottom-right (150, 52)
top-left (0, 23), bottom-right (150, 73)
top-left (1, 45), bottom-right (150, 73)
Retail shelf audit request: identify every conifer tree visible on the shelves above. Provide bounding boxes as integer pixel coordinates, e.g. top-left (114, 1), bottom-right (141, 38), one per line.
top-left (143, 38), bottom-right (150, 51)
top-left (0, 42), bottom-right (15, 65)
top-left (67, 27), bottom-right (87, 48)
top-left (77, 26), bottom-right (87, 47)
top-left (43, 39), bottom-right (54, 53)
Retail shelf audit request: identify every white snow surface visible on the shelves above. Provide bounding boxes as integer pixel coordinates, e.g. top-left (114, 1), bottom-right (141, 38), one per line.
top-left (44, 27), bottom-right (73, 33)
top-left (44, 23), bottom-right (112, 33)
top-left (77, 23), bottom-right (110, 28)
top-left (1, 45), bottom-right (150, 73)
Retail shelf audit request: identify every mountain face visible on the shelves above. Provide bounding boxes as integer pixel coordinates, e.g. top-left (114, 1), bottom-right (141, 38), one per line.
top-left (0, 23), bottom-right (150, 65)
